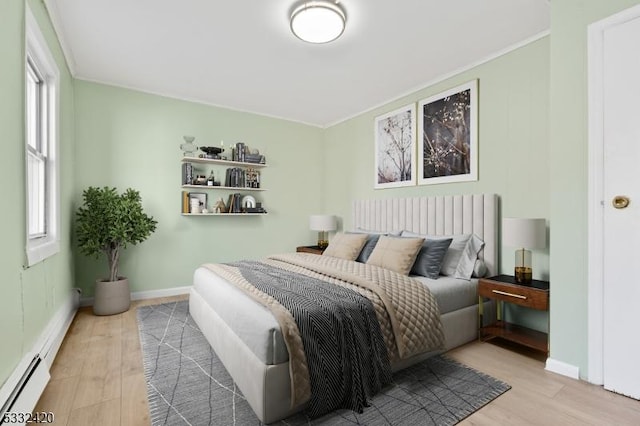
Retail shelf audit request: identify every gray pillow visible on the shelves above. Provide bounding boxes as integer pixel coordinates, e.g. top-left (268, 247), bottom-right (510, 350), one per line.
top-left (349, 229), bottom-right (401, 263)
top-left (401, 231), bottom-right (485, 278)
top-left (356, 234), bottom-right (381, 263)
top-left (402, 231), bottom-right (472, 276)
top-left (409, 238), bottom-right (453, 279)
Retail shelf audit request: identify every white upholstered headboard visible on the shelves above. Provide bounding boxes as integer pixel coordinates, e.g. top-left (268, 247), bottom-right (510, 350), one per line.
top-left (352, 193), bottom-right (498, 276)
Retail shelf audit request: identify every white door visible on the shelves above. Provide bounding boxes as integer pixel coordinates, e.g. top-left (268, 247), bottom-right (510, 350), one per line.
top-left (602, 14), bottom-right (640, 400)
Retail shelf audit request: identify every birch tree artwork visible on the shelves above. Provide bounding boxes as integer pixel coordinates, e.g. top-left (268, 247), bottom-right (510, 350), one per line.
top-left (418, 80), bottom-right (478, 185)
top-left (374, 104), bottom-right (416, 188)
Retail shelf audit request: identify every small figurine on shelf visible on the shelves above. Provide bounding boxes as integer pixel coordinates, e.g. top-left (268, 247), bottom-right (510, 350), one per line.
top-left (213, 198), bottom-right (227, 214)
top-left (207, 171), bottom-right (215, 186)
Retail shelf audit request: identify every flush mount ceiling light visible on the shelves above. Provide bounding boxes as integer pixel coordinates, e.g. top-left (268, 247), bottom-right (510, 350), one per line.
top-left (290, 1), bottom-right (346, 44)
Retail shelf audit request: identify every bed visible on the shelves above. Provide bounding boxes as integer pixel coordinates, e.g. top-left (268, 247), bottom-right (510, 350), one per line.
top-left (189, 193), bottom-right (498, 423)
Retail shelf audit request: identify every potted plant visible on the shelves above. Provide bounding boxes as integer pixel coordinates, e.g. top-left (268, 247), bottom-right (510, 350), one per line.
top-left (76, 187), bottom-right (157, 315)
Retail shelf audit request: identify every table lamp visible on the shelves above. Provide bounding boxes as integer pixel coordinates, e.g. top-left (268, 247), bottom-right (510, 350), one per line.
top-left (502, 218), bottom-right (546, 283)
top-left (309, 215), bottom-right (337, 249)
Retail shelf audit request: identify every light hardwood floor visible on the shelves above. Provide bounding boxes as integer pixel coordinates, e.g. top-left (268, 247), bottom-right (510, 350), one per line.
top-left (35, 295), bottom-right (640, 425)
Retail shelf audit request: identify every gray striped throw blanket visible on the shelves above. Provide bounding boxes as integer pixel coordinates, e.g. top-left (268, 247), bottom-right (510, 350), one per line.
top-left (202, 253), bottom-right (444, 416)
top-left (230, 260), bottom-right (392, 418)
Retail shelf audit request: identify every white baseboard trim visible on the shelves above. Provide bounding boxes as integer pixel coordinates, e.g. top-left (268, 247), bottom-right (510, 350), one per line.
top-left (40, 288), bottom-right (81, 366)
top-left (0, 288), bottom-right (79, 413)
top-left (545, 357), bottom-right (580, 380)
top-left (131, 286), bottom-right (191, 301)
top-left (80, 285), bottom-right (191, 307)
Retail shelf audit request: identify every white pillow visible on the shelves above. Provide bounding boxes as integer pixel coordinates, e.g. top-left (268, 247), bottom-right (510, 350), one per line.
top-left (472, 259), bottom-right (488, 278)
top-left (401, 231), bottom-right (484, 279)
top-left (454, 234), bottom-right (485, 280)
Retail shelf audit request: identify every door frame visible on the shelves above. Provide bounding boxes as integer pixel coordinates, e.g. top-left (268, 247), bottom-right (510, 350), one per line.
top-left (587, 3), bottom-right (640, 386)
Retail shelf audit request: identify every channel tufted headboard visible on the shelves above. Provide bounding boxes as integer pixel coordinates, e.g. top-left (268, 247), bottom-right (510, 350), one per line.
top-left (352, 193), bottom-right (498, 276)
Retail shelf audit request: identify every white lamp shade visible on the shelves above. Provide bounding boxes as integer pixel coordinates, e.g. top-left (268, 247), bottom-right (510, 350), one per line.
top-left (290, 1), bottom-right (346, 44)
top-left (309, 214), bottom-right (337, 231)
top-left (502, 218), bottom-right (546, 249)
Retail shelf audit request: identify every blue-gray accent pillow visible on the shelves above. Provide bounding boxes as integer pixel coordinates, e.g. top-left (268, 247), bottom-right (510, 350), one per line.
top-left (410, 238), bottom-right (453, 279)
top-left (356, 234), bottom-right (381, 263)
top-left (348, 230), bottom-right (402, 263)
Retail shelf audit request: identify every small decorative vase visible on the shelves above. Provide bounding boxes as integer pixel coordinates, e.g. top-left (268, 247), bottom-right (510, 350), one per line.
top-left (180, 136), bottom-right (198, 157)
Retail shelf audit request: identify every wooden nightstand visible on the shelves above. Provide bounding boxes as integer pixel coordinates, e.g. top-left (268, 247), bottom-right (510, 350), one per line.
top-left (478, 275), bottom-right (549, 354)
top-left (296, 245), bottom-right (325, 255)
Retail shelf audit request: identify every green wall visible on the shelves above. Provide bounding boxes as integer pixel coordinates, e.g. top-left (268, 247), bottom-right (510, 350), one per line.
top-left (324, 37), bottom-right (551, 332)
top-left (73, 81), bottom-right (325, 296)
top-left (0, 0), bottom-right (75, 387)
top-left (549, 0), bottom-right (640, 379)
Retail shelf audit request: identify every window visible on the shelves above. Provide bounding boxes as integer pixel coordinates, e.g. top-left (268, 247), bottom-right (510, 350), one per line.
top-left (25, 7), bottom-right (59, 266)
top-left (26, 58), bottom-right (47, 238)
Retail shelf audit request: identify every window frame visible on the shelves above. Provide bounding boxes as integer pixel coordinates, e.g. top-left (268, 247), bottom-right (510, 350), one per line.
top-left (25, 6), bottom-right (60, 266)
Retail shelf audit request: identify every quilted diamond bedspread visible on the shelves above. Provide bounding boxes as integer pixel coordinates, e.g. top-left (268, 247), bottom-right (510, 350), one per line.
top-left (202, 252), bottom-right (444, 408)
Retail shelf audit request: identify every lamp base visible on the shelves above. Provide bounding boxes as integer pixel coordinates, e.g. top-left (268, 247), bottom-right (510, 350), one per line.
top-left (514, 266), bottom-right (532, 284)
top-left (514, 248), bottom-right (532, 283)
top-left (317, 231), bottom-right (328, 249)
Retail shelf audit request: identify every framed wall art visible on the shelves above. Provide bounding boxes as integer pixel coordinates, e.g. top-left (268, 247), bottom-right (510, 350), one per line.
top-left (417, 80), bottom-right (478, 185)
top-left (374, 103), bottom-right (416, 189)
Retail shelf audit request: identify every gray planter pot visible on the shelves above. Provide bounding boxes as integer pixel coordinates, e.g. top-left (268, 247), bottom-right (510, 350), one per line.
top-left (93, 277), bottom-right (130, 316)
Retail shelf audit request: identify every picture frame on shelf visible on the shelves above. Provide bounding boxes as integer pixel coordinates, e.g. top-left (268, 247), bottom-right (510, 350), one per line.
top-left (417, 80), bottom-right (478, 185)
top-left (374, 103), bottom-right (416, 189)
top-left (188, 192), bottom-right (207, 213)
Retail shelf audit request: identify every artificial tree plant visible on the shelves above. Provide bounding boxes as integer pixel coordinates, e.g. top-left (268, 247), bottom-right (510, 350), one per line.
top-left (76, 186), bottom-right (157, 314)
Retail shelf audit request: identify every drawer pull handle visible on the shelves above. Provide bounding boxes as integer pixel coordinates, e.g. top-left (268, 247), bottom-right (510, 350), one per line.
top-left (492, 290), bottom-right (527, 299)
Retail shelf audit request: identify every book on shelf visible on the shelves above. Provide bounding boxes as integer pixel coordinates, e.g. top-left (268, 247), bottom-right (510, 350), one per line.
top-left (237, 142), bottom-right (245, 162)
top-left (227, 193), bottom-right (236, 213)
top-left (229, 142), bottom-right (249, 163)
top-left (182, 162), bottom-right (193, 185)
top-left (224, 193), bottom-right (243, 213)
top-left (244, 153), bottom-right (265, 164)
top-left (181, 191), bottom-right (189, 214)
top-left (234, 193), bottom-right (242, 212)
top-left (225, 167), bottom-right (248, 188)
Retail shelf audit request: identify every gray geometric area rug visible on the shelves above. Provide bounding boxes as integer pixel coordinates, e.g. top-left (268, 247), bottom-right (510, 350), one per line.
top-left (137, 300), bottom-right (510, 426)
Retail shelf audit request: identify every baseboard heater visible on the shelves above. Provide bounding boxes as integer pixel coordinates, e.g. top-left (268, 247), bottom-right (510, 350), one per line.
top-left (0, 355), bottom-right (50, 425)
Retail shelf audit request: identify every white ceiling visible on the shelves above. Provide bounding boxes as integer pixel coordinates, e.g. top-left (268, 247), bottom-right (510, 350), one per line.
top-left (46, 0), bottom-right (550, 127)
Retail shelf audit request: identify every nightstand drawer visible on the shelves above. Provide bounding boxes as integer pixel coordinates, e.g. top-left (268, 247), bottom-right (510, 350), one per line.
top-left (478, 279), bottom-right (548, 310)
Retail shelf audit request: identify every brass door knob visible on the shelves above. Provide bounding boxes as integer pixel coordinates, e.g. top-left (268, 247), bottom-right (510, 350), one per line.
top-left (612, 196), bottom-right (630, 209)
